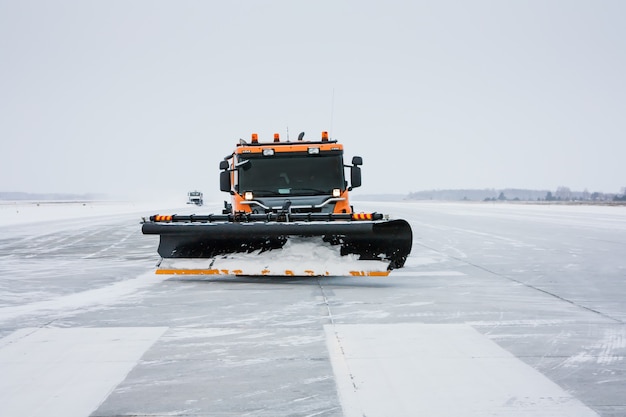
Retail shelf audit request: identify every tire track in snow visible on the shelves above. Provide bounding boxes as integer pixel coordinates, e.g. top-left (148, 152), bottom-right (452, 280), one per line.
top-left (414, 240), bottom-right (624, 324)
top-left (0, 271), bottom-right (166, 323)
top-left (81, 230), bottom-right (135, 259)
top-left (561, 328), bottom-right (626, 368)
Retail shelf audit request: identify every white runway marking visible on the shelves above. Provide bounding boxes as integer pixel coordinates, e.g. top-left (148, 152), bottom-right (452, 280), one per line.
top-left (325, 324), bottom-right (599, 417)
top-left (0, 327), bottom-right (167, 417)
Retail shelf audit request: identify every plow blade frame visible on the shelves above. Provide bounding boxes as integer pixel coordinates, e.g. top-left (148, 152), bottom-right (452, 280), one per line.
top-left (142, 219), bottom-right (412, 270)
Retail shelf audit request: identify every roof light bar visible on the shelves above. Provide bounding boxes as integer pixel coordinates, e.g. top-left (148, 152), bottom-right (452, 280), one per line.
top-left (262, 148), bottom-right (275, 156)
top-left (251, 133), bottom-right (258, 143)
top-left (321, 131), bottom-right (329, 141)
top-left (274, 133), bottom-right (280, 142)
top-left (308, 147), bottom-right (320, 154)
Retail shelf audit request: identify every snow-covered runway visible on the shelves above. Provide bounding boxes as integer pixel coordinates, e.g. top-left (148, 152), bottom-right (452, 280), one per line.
top-left (1, 200), bottom-right (625, 416)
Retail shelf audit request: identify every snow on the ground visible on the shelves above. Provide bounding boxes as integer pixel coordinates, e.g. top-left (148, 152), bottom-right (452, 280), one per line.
top-left (1, 200), bottom-right (623, 416)
top-left (0, 200), bottom-right (193, 227)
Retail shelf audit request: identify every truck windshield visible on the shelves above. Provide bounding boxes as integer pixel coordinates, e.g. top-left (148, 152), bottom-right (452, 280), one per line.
top-left (238, 154), bottom-right (345, 196)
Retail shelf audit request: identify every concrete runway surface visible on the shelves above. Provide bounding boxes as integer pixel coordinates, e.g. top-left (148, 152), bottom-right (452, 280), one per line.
top-left (0, 201), bottom-right (625, 417)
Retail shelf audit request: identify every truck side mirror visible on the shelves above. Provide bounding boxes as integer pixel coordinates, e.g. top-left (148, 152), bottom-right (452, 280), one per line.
top-left (351, 166), bottom-right (362, 188)
top-left (349, 156), bottom-right (362, 188)
top-left (220, 171), bottom-right (231, 192)
top-left (219, 160), bottom-right (231, 192)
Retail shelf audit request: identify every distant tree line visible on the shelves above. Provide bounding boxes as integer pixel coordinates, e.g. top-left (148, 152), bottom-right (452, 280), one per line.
top-left (540, 186), bottom-right (626, 202)
top-left (0, 192), bottom-right (106, 201)
top-left (407, 187), bottom-right (626, 203)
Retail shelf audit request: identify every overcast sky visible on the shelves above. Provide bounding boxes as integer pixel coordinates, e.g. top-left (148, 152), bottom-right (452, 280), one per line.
top-left (1, 1), bottom-right (625, 200)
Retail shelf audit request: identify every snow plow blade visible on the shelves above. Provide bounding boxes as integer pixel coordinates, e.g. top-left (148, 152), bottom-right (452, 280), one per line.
top-left (141, 213), bottom-right (412, 276)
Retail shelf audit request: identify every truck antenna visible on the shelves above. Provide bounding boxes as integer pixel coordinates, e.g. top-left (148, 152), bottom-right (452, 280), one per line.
top-left (330, 88), bottom-right (335, 139)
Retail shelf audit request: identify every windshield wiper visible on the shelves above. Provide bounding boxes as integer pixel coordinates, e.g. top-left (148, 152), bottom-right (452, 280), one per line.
top-left (248, 189), bottom-right (283, 196)
top-left (291, 188), bottom-right (331, 194)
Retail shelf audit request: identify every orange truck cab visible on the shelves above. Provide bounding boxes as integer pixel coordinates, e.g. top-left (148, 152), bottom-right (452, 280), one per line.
top-left (219, 131), bottom-right (363, 215)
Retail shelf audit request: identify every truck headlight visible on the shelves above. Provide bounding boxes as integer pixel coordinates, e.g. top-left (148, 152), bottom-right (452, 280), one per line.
top-left (244, 191), bottom-right (254, 200)
top-left (332, 188), bottom-right (341, 197)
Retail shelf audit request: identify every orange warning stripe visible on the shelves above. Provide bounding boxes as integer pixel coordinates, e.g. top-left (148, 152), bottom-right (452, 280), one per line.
top-left (351, 213), bottom-right (374, 220)
top-left (153, 215), bottom-right (173, 222)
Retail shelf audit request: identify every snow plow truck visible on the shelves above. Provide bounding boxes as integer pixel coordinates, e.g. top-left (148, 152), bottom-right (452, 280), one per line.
top-left (142, 131), bottom-right (412, 276)
top-left (187, 191), bottom-right (203, 206)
